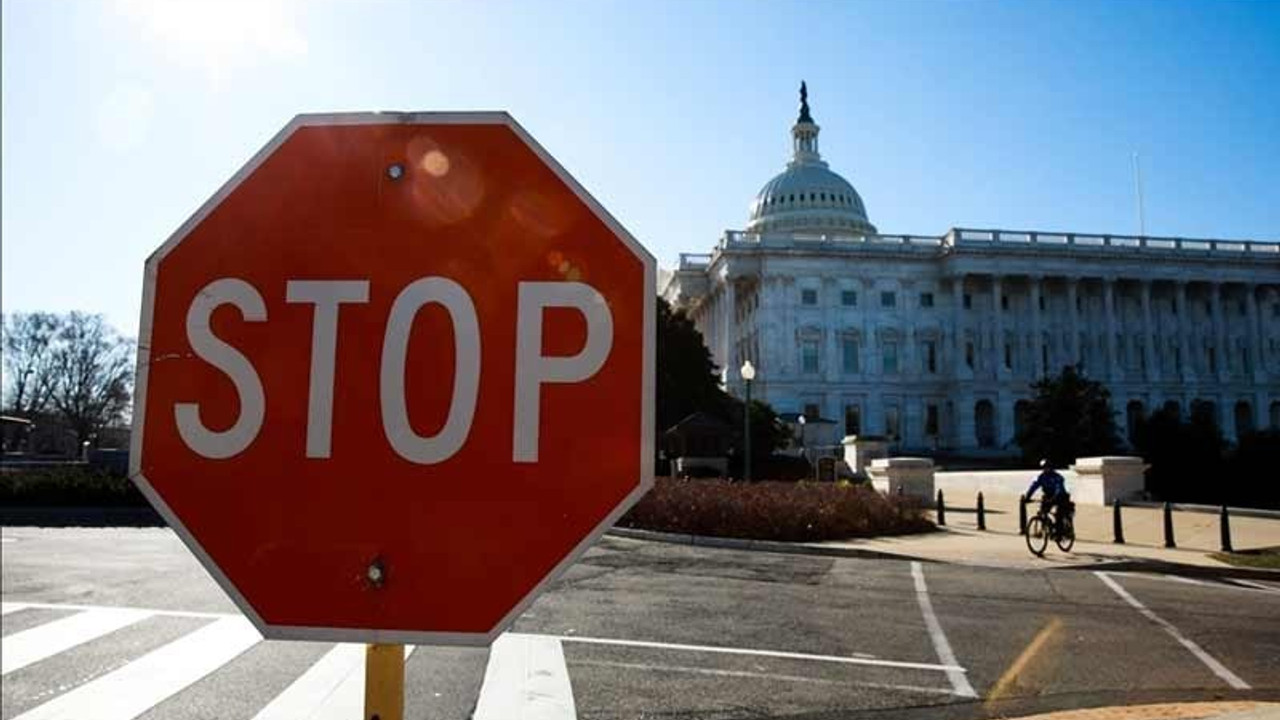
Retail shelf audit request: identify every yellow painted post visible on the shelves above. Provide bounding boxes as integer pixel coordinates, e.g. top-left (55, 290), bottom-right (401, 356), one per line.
top-left (364, 644), bottom-right (404, 720)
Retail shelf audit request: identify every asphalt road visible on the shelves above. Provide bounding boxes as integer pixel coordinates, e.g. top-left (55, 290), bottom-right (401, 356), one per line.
top-left (2, 527), bottom-right (1279, 720)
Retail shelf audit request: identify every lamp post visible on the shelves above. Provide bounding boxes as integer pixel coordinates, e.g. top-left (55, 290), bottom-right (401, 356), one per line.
top-left (740, 361), bottom-right (756, 482)
top-left (797, 414), bottom-right (807, 466)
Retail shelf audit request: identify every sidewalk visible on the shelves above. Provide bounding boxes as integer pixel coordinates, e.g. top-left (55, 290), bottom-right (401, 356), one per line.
top-left (934, 492), bottom-right (1280, 553)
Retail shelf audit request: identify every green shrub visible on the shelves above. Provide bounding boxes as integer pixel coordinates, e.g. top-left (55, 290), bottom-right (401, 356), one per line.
top-left (619, 477), bottom-right (933, 542)
top-left (0, 466), bottom-right (148, 507)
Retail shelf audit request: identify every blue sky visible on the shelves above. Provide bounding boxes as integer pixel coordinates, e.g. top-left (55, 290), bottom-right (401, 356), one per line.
top-left (4, 0), bottom-right (1278, 337)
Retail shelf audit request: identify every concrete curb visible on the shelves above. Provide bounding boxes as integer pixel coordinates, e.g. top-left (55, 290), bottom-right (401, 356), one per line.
top-left (606, 526), bottom-right (927, 562)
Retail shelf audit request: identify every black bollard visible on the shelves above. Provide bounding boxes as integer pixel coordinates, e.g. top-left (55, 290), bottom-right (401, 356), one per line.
top-left (1163, 501), bottom-right (1176, 549)
top-left (1112, 499), bottom-right (1125, 544)
top-left (1220, 505), bottom-right (1233, 553)
top-left (1018, 494), bottom-right (1028, 535)
top-left (977, 492), bottom-right (987, 531)
top-left (936, 489), bottom-right (946, 526)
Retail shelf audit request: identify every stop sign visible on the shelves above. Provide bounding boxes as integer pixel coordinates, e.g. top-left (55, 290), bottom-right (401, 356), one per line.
top-left (130, 113), bottom-right (654, 644)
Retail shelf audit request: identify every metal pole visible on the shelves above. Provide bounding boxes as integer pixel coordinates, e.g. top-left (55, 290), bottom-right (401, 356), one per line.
top-left (1018, 494), bottom-right (1028, 535)
top-left (365, 644), bottom-right (404, 720)
top-left (744, 380), bottom-right (752, 482)
top-left (976, 491), bottom-right (986, 531)
top-left (1113, 499), bottom-right (1125, 544)
top-left (936, 490), bottom-right (946, 526)
top-left (1163, 501), bottom-right (1176, 549)
top-left (1220, 505), bottom-right (1233, 553)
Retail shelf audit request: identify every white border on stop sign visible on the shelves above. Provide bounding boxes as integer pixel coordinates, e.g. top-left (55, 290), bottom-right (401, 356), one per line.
top-left (129, 111), bottom-right (657, 646)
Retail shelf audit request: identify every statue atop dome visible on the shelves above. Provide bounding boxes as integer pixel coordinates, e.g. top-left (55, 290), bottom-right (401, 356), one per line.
top-left (798, 81), bottom-right (813, 124)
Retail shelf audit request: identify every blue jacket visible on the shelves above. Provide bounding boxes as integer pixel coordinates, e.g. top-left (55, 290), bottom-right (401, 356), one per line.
top-left (1027, 469), bottom-right (1067, 500)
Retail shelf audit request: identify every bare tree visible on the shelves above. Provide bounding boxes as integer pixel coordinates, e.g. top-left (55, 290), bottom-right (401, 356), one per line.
top-left (2, 312), bottom-right (62, 417)
top-left (48, 312), bottom-right (134, 446)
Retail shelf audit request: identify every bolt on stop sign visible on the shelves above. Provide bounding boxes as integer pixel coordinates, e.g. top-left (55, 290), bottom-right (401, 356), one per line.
top-left (130, 113), bottom-right (655, 644)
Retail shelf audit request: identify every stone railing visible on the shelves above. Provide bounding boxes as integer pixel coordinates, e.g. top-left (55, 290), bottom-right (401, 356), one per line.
top-left (946, 228), bottom-right (1280, 257)
top-left (676, 253), bottom-right (713, 270)
top-left (720, 230), bottom-right (945, 249)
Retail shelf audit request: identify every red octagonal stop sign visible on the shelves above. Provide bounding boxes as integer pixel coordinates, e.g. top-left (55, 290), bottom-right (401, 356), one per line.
top-left (130, 113), bottom-right (654, 644)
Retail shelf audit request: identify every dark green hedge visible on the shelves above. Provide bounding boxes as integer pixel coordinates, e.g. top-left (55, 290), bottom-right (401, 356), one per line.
top-left (0, 466), bottom-right (149, 507)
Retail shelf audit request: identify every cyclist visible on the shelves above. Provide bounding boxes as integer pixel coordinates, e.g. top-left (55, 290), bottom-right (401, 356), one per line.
top-left (1026, 459), bottom-right (1072, 529)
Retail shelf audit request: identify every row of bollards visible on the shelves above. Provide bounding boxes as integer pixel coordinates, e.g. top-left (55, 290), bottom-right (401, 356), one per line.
top-left (940, 490), bottom-right (1236, 553)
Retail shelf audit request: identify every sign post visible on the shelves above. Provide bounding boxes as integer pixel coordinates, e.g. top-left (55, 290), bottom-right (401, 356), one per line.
top-left (130, 113), bottom-right (656, 709)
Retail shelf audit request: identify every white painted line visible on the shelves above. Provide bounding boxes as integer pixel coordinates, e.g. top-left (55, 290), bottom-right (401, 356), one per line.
top-left (574, 659), bottom-right (958, 697)
top-left (2, 602), bottom-right (29, 616)
top-left (1095, 572), bottom-right (1250, 690)
top-left (475, 633), bottom-right (577, 720)
top-left (0, 600), bottom-right (233, 620)
top-left (910, 562), bottom-right (978, 698)
top-left (548, 632), bottom-right (960, 673)
top-left (253, 643), bottom-right (414, 720)
top-left (1228, 578), bottom-right (1280, 595)
top-left (13, 615), bottom-right (261, 720)
top-left (1163, 574), bottom-right (1209, 586)
top-left (3, 607), bottom-right (152, 675)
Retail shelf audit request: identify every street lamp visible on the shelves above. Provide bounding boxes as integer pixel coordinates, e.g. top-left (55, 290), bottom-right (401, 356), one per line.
top-left (740, 360), bottom-right (756, 482)
top-left (797, 413), bottom-right (807, 465)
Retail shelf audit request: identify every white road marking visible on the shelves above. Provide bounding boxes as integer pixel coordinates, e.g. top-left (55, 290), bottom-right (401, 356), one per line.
top-left (1227, 578), bottom-right (1280, 595)
top-left (0, 600), bottom-right (233, 619)
top-left (252, 643), bottom-right (413, 720)
top-left (1095, 572), bottom-right (1250, 690)
top-left (910, 561), bottom-right (978, 698)
top-left (550, 632), bottom-right (960, 673)
top-left (574, 659), bottom-right (958, 697)
top-left (3, 607), bottom-right (152, 675)
top-left (1163, 574), bottom-right (1209, 586)
top-left (475, 633), bottom-right (577, 720)
top-left (13, 615), bottom-right (261, 720)
top-left (2, 602), bottom-right (29, 615)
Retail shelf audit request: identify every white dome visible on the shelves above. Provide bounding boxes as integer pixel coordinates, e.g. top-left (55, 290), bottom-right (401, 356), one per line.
top-left (746, 83), bottom-right (876, 236)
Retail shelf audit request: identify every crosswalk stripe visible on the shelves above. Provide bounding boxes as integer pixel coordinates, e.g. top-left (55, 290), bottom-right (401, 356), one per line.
top-left (2, 602), bottom-right (30, 615)
top-left (1229, 578), bottom-right (1280, 594)
top-left (3, 607), bottom-right (152, 675)
top-left (12, 615), bottom-right (261, 720)
top-left (474, 633), bottom-right (577, 720)
top-left (252, 644), bottom-right (415, 720)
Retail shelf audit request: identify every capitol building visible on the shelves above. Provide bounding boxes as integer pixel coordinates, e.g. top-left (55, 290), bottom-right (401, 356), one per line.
top-left (662, 84), bottom-right (1280, 455)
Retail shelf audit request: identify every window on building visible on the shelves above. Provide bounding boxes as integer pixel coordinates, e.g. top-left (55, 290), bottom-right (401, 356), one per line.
top-left (841, 289), bottom-right (857, 307)
top-left (804, 403), bottom-right (820, 422)
top-left (1001, 295), bottom-right (1009, 311)
top-left (844, 405), bottom-right (861, 436)
top-left (925, 404), bottom-right (939, 437)
top-left (1239, 300), bottom-right (1247, 317)
top-left (1004, 343), bottom-right (1013, 370)
top-left (882, 341), bottom-right (899, 374)
top-left (1273, 303), bottom-right (1280, 318)
top-left (1208, 346), bottom-right (1217, 374)
top-left (963, 293), bottom-right (972, 309)
top-left (801, 340), bottom-right (820, 374)
top-left (1243, 346), bottom-right (1252, 374)
top-left (1173, 347), bottom-right (1181, 373)
top-left (920, 292), bottom-right (934, 308)
top-left (842, 337), bottom-right (859, 374)
top-left (801, 288), bottom-right (818, 306)
top-left (885, 406), bottom-right (901, 440)
top-left (880, 291), bottom-right (896, 308)
top-left (965, 342), bottom-right (975, 369)
top-left (1039, 295), bottom-right (1046, 311)
top-left (925, 340), bottom-right (937, 374)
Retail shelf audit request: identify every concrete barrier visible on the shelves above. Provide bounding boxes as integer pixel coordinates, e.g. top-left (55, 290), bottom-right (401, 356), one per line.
top-left (932, 456), bottom-right (1148, 506)
top-left (868, 457), bottom-right (934, 500)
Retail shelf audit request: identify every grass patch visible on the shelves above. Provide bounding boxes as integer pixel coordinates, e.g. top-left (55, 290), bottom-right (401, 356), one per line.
top-left (619, 477), bottom-right (934, 542)
top-left (0, 465), bottom-right (148, 507)
top-left (1211, 546), bottom-right (1280, 569)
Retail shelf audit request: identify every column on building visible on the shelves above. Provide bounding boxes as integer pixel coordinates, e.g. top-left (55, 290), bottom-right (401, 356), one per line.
top-left (1066, 277), bottom-right (1080, 369)
top-left (1176, 281), bottom-right (1194, 383)
top-left (1029, 275), bottom-right (1044, 378)
top-left (1140, 279), bottom-right (1159, 382)
top-left (863, 278), bottom-right (883, 436)
top-left (992, 275), bottom-right (1007, 379)
top-left (822, 276), bottom-right (838, 383)
top-left (721, 278), bottom-right (737, 384)
top-left (951, 275), bottom-right (967, 380)
top-left (902, 280), bottom-right (918, 381)
top-left (1246, 283), bottom-right (1263, 383)
top-left (1103, 277), bottom-right (1118, 383)
top-left (1211, 282), bottom-right (1228, 383)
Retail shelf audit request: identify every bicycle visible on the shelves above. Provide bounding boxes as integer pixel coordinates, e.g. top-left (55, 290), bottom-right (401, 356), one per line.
top-left (1025, 499), bottom-right (1075, 556)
